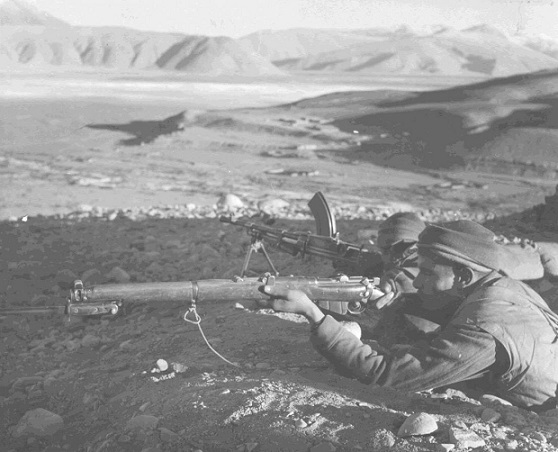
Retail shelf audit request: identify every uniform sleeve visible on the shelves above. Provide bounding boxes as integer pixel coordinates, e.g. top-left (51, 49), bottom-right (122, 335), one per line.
top-left (310, 315), bottom-right (497, 392)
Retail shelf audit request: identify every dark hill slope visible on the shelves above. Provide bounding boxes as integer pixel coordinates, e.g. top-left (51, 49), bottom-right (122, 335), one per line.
top-left (283, 69), bottom-right (558, 174)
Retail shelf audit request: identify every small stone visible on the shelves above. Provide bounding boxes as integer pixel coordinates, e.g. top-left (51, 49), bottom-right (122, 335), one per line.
top-left (125, 415), bottom-right (160, 432)
top-left (435, 445), bottom-right (455, 452)
top-left (295, 419), bottom-right (308, 428)
top-left (119, 340), bottom-right (134, 351)
top-left (218, 194), bottom-right (244, 210)
top-left (13, 408), bottom-right (64, 438)
top-left (159, 427), bottom-right (180, 443)
top-left (370, 428), bottom-right (396, 448)
top-left (481, 408), bottom-right (501, 423)
top-left (156, 359), bottom-right (169, 371)
top-left (397, 412), bottom-right (438, 437)
top-left (449, 428), bottom-right (486, 449)
top-left (531, 431), bottom-right (546, 442)
top-left (480, 394), bottom-right (513, 407)
top-left (505, 439), bottom-right (519, 450)
top-left (138, 402), bottom-right (150, 412)
top-left (234, 302), bottom-right (245, 309)
top-left (81, 334), bottom-right (101, 348)
top-left (258, 198), bottom-right (290, 215)
top-left (171, 362), bottom-right (188, 373)
top-left (492, 429), bottom-right (508, 440)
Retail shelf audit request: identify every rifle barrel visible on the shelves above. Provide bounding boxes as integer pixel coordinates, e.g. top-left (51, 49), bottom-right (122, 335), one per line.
top-left (0, 306), bottom-right (67, 315)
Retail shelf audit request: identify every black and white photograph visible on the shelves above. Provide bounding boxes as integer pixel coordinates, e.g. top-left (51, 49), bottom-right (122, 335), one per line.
top-left (1, 0), bottom-right (558, 450)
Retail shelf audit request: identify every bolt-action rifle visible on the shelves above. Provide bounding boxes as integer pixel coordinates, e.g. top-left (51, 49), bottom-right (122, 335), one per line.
top-left (220, 193), bottom-right (383, 278)
top-left (0, 273), bottom-right (383, 318)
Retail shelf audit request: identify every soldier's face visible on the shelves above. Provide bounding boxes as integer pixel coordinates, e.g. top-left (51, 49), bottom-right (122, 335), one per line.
top-left (413, 254), bottom-right (459, 303)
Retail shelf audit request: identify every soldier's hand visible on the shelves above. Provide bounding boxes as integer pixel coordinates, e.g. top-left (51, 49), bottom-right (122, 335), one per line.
top-left (259, 286), bottom-right (325, 324)
top-left (374, 280), bottom-right (398, 309)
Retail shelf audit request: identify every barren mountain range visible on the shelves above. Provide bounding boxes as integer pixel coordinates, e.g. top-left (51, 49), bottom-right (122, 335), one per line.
top-left (1, 0), bottom-right (557, 77)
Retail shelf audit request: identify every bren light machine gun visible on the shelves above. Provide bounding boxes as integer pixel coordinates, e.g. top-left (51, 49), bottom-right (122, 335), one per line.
top-left (220, 192), bottom-right (383, 278)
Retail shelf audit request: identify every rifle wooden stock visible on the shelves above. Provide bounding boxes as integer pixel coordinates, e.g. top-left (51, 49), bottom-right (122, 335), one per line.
top-left (65, 274), bottom-right (382, 317)
top-left (220, 216), bottom-right (383, 277)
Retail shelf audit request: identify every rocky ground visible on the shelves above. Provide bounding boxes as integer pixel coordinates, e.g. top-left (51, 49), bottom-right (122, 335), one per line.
top-left (2, 197), bottom-right (558, 452)
top-left (2, 73), bottom-right (558, 452)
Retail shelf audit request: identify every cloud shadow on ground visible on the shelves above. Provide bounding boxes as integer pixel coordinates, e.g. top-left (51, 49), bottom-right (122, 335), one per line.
top-left (86, 111), bottom-right (186, 145)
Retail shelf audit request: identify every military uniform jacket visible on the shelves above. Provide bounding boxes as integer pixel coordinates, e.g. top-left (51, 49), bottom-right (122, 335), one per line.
top-left (311, 272), bottom-right (558, 410)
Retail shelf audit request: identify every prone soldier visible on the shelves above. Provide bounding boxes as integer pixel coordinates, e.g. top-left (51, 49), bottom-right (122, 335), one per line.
top-left (261, 220), bottom-right (558, 411)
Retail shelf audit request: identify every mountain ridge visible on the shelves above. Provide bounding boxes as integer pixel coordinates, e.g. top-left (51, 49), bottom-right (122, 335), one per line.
top-left (1, 0), bottom-right (557, 77)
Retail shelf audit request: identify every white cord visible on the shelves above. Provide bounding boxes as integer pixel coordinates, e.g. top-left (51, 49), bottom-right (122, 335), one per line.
top-left (183, 307), bottom-right (240, 368)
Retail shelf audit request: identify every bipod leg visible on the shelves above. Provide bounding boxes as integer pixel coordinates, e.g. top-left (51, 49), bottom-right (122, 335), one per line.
top-left (240, 239), bottom-right (279, 277)
top-left (259, 242), bottom-right (279, 276)
top-left (240, 244), bottom-right (255, 278)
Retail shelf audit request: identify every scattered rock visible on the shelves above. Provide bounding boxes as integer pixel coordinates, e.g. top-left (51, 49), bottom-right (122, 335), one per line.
top-left (106, 266), bottom-right (131, 283)
top-left (370, 428), bottom-right (396, 448)
top-left (480, 394), bottom-right (513, 406)
top-left (119, 340), bottom-right (134, 351)
top-left (295, 419), bottom-right (308, 428)
top-left (435, 445), bottom-right (455, 452)
top-left (258, 198), bottom-right (290, 215)
top-left (11, 376), bottom-right (43, 391)
top-left (448, 427), bottom-right (486, 449)
top-left (158, 427), bottom-right (180, 443)
top-left (125, 415), bottom-right (160, 432)
top-left (397, 412), bottom-right (438, 437)
top-left (505, 439), bottom-right (519, 450)
top-left (218, 194), bottom-right (244, 211)
top-left (481, 408), bottom-right (502, 423)
top-left (156, 359), bottom-right (169, 371)
top-left (81, 334), bottom-right (102, 348)
top-left (13, 408), bottom-right (64, 438)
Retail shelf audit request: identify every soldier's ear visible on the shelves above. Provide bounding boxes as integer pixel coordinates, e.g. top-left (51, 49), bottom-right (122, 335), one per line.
top-left (454, 265), bottom-right (474, 285)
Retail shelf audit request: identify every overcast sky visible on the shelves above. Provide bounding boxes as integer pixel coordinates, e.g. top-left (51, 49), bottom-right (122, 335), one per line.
top-left (31, 0), bottom-right (558, 40)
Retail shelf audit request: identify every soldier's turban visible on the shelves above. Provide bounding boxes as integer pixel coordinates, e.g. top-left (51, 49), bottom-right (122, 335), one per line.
top-left (417, 220), bottom-right (503, 272)
top-left (377, 212), bottom-right (426, 250)
top-left (417, 220), bottom-right (544, 280)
